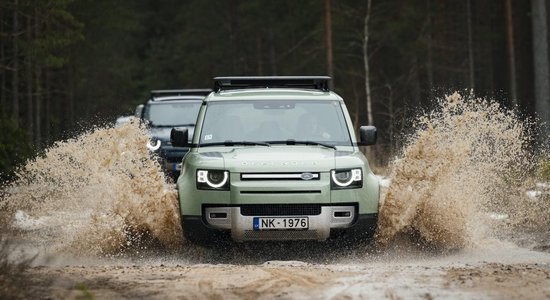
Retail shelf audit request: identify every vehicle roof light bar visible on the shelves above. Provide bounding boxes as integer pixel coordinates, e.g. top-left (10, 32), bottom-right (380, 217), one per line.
top-left (150, 89), bottom-right (212, 99)
top-left (213, 76), bottom-right (331, 92)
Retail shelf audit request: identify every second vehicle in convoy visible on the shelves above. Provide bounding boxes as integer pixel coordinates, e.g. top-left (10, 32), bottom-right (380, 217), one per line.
top-left (171, 76), bottom-right (380, 245)
top-left (136, 89), bottom-right (211, 179)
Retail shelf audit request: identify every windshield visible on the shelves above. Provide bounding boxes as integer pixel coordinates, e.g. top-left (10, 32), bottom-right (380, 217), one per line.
top-left (144, 101), bottom-right (201, 126)
top-left (199, 100), bottom-right (352, 146)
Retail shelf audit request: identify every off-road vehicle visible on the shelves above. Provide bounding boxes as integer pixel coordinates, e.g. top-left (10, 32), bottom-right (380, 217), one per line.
top-left (136, 89), bottom-right (211, 178)
top-left (171, 77), bottom-right (379, 244)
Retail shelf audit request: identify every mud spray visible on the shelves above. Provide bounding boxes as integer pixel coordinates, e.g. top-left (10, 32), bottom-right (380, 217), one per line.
top-left (376, 92), bottom-right (549, 250)
top-left (0, 120), bottom-right (182, 256)
top-left (1, 92), bottom-right (549, 259)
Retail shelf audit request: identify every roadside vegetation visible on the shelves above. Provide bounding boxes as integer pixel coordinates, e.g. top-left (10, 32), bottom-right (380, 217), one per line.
top-left (0, 119), bottom-right (34, 184)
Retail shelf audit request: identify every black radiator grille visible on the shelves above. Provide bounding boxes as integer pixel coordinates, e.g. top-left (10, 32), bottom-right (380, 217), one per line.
top-left (240, 204), bottom-right (322, 216)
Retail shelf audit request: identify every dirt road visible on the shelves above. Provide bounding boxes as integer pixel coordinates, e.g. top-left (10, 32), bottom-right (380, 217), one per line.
top-left (24, 242), bottom-right (550, 299)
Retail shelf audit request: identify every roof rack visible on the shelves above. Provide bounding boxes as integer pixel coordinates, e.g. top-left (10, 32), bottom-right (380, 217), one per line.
top-left (213, 76), bottom-right (331, 92)
top-left (150, 89), bottom-right (212, 100)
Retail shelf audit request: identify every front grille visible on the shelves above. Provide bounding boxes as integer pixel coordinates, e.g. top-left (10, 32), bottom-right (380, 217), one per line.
top-left (240, 190), bottom-right (321, 195)
top-left (241, 173), bottom-right (320, 181)
top-left (243, 230), bottom-right (319, 240)
top-left (240, 204), bottom-right (322, 216)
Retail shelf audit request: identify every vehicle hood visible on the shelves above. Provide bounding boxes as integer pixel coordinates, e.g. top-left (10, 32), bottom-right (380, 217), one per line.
top-left (200, 146), bottom-right (338, 173)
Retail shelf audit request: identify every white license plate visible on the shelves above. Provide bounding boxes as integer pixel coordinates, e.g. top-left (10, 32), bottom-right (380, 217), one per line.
top-left (172, 163), bottom-right (182, 171)
top-left (253, 217), bottom-right (309, 230)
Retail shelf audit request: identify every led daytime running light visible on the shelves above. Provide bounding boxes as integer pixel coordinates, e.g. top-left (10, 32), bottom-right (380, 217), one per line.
top-left (197, 170), bottom-right (229, 188)
top-left (331, 169), bottom-right (362, 187)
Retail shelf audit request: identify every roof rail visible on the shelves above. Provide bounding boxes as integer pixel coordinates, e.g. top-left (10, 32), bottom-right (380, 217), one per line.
top-left (150, 89), bottom-right (212, 99)
top-left (213, 76), bottom-right (331, 92)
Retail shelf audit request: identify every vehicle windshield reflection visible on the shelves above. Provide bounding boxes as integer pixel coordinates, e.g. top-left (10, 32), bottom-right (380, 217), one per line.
top-left (199, 100), bottom-right (352, 147)
top-left (145, 102), bottom-right (201, 126)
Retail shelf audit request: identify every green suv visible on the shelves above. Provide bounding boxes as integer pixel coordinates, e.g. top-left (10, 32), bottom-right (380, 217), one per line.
top-left (171, 76), bottom-right (379, 244)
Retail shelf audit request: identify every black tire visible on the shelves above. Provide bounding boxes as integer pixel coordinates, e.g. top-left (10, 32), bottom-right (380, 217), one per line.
top-left (329, 213), bottom-right (378, 247)
top-left (182, 216), bottom-right (232, 248)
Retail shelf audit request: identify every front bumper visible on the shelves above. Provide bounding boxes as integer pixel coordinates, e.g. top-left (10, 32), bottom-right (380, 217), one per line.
top-left (182, 204), bottom-right (377, 242)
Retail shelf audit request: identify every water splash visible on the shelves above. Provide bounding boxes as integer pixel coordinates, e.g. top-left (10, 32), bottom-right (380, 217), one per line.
top-left (1, 93), bottom-right (548, 257)
top-left (0, 120), bottom-right (182, 256)
top-left (375, 92), bottom-right (541, 250)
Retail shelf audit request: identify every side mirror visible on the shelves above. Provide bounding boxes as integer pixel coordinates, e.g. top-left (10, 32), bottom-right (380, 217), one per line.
top-left (359, 126), bottom-right (377, 146)
top-left (135, 104), bottom-right (144, 118)
top-left (171, 128), bottom-right (189, 147)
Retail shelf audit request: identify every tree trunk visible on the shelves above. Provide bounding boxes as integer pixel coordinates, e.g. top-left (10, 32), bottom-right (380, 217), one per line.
top-left (426, 0), bottom-right (434, 99)
top-left (69, 64), bottom-right (75, 126)
top-left (487, 14), bottom-right (496, 99)
top-left (0, 5), bottom-right (6, 117)
top-left (387, 84), bottom-right (394, 155)
top-left (269, 27), bottom-right (277, 75)
top-left (26, 14), bottom-right (34, 144)
top-left (531, 0), bottom-right (550, 132)
top-left (12, 0), bottom-right (19, 126)
top-left (352, 82), bottom-right (360, 130)
top-left (411, 54), bottom-right (421, 104)
top-left (363, 0), bottom-right (373, 125)
top-left (34, 13), bottom-right (41, 146)
top-left (505, 0), bottom-right (518, 105)
top-left (229, 0), bottom-right (238, 74)
top-left (45, 68), bottom-right (51, 143)
top-left (324, 0), bottom-right (334, 89)
top-left (44, 17), bottom-right (52, 143)
top-left (466, 0), bottom-right (475, 90)
top-left (35, 66), bottom-right (41, 146)
top-left (257, 37), bottom-right (263, 75)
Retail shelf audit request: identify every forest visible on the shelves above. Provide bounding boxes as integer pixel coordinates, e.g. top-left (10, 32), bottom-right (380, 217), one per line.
top-left (0, 0), bottom-right (549, 179)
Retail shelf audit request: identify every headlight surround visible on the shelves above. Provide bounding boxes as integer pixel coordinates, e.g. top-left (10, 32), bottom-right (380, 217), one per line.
top-left (147, 138), bottom-right (162, 151)
top-left (331, 168), bottom-right (362, 189)
top-left (197, 169), bottom-right (230, 190)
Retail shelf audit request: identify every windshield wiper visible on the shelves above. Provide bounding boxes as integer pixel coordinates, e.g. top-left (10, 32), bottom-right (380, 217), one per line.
top-left (200, 141), bottom-right (271, 147)
top-left (267, 140), bottom-right (337, 150)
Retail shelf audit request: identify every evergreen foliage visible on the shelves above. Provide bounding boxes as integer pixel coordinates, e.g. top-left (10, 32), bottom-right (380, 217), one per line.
top-left (0, 0), bottom-right (545, 169)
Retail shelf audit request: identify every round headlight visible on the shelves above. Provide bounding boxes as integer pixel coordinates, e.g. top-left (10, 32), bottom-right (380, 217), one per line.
top-left (197, 170), bottom-right (229, 189)
top-left (334, 170), bottom-right (352, 182)
top-left (207, 171), bottom-right (226, 185)
top-left (332, 170), bottom-right (354, 187)
top-left (331, 169), bottom-right (362, 187)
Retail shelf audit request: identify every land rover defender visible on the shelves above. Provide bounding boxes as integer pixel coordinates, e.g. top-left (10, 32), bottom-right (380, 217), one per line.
top-left (137, 89), bottom-right (211, 178)
top-left (171, 77), bottom-right (379, 244)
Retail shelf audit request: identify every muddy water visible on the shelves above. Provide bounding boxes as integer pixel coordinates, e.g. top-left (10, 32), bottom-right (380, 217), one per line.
top-left (376, 92), bottom-right (549, 250)
top-left (0, 120), bottom-right (182, 256)
top-left (1, 92), bottom-right (549, 256)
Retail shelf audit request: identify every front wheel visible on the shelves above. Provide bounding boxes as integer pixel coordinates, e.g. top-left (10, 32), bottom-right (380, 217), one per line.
top-left (329, 213), bottom-right (378, 247)
top-left (182, 216), bottom-right (232, 248)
